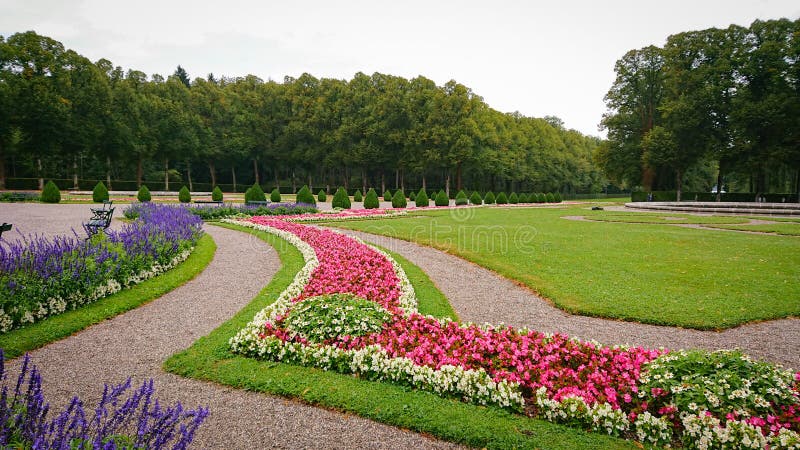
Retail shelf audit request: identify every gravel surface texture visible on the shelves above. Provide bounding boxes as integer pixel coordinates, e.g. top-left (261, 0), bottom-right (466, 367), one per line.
top-left (339, 229), bottom-right (800, 371)
top-left (1, 203), bottom-right (461, 449)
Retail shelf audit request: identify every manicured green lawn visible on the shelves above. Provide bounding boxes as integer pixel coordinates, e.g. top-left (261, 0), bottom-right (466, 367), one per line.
top-left (165, 222), bottom-right (636, 449)
top-left (707, 222), bottom-right (800, 236)
top-left (582, 211), bottom-right (749, 224)
top-left (0, 234), bottom-right (215, 358)
top-left (330, 206), bottom-right (800, 329)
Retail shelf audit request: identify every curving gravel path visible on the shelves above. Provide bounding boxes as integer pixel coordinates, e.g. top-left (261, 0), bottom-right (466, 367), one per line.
top-left (1, 204), bottom-right (461, 449)
top-left (338, 229), bottom-right (800, 371)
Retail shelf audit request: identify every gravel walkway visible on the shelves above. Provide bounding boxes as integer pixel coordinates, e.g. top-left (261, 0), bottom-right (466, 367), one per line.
top-left (339, 229), bottom-right (800, 371)
top-left (1, 204), bottom-right (460, 449)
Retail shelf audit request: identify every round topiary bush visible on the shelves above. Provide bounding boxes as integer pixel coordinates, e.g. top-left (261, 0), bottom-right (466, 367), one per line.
top-left (363, 188), bottom-right (379, 209)
top-left (137, 185), bottom-right (151, 202)
top-left (178, 186), bottom-right (191, 203)
top-left (211, 186), bottom-right (223, 202)
top-left (546, 192), bottom-right (555, 203)
top-left (509, 192), bottom-right (519, 204)
top-left (455, 190), bottom-right (468, 206)
top-left (496, 192), bottom-right (508, 204)
top-left (517, 193), bottom-right (527, 203)
top-left (92, 181), bottom-right (109, 203)
top-left (296, 185), bottom-right (316, 206)
top-left (553, 192), bottom-right (563, 203)
top-left (435, 190), bottom-right (449, 206)
top-left (535, 193), bottom-right (546, 203)
top-left (391, 189), bottom-right (407, 208)
top-left (383, 190), bottom-right (392, 202)
top-left (484, 191), bottom-right (496, 204)
top-left (469, 191), bottom-right (482, 205)
top-left (40, 181), bottom-right (61, 204)
top-left (415, 188), bottom-right (429, 207)
top-left (332, 187), bottom-right (351, 209)
top-left (270, 188), bottom-right (281, 203)
top-left (353, 189), bottom-right (363, 202)
top-left (318, 190), bottom-right (327, 202)
top-left (284, 293), bottom-right (390, 344)
top-left (409, 191), bottom-right (416, 202)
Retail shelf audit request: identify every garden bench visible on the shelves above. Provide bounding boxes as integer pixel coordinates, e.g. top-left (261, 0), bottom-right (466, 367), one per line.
top-left (245, 200), bottom-right (270, 206)
top-left (85, 206), bottom-right (115, 237)
top-left (90, 200), bottom-right (113, 214)
top-left (194, 200), bottom-right (223, 205)
top-left (0, 223), bottom-right (11, 238)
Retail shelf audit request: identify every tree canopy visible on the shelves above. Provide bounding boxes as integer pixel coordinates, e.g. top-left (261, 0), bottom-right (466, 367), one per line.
top-left (599, 18), bottom-right (800, 197)
top-left (0, 31), bottom-right (605, 195)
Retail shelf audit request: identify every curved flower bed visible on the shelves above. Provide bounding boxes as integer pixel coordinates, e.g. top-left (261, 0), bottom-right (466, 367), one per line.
top-left (229, 215), bottom-right (800, 449)
top-left (0, 203), bottom-right (203, 332)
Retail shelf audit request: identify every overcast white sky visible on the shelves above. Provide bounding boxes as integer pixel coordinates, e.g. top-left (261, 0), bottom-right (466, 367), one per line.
top-left (2, 0), bottom-right (798, 137)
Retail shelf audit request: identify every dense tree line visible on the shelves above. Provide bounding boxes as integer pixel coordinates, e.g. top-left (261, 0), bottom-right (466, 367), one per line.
top-left (0, 31), bottom-right (605, 195)
top-left (598, 18), bottom-right (800, 200)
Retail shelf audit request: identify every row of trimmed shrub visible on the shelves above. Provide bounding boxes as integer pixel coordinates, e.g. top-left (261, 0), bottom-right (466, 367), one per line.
top-left (632, 191), bottom-right (800, 203)
top-left (32, 181), bottom-right (563, 207)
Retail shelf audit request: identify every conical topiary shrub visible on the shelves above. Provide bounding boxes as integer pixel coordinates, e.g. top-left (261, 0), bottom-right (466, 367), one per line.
top-left (178, 186), bottom-right (191, 203)
top-left (40, 181), bottom-right (61, 204)
top-left (484, 191), bottom-right (496, 204)
top-left (270, 188), bottom-right (281, 202)
top-left (434, 190), bottom-right (449, 206)
top-left (509, 192), bottom-right (519, 204)
top-left (383, 190), bottom-right (392, 202)
top-left (296, 185), bottom-right (316, 206)
top-left (553, 192), bottom-right (563, 203)
top-left (92, 181), bottom-right (109, 203)
top-left (363, 188), bottom-right (379, 209)
top-left (415, 188), bottom-right (429, 207)
top-left (245, 184), bottom-right (266, 203)
top-left (455, 190), bottom-right (468, 206)
top-left (496, 192), bottom-right (508, 204)
top-left (546, 192), bottom-right (555, 203)
top-left (332, 187), bottom-right (351, 209)
top-left (353, 189), bottom-right (363, 202)
top-left (391, 189), bottom-right (407, 208)
top-left (318, 190), bottom-right (327, 202)
top-left (212, 186), bottom-right (223, 201)
top-left (536, 193), bottom-right (546, 203)
top-left (469, 191), bottom-right (482, 205)
top-left (137, 185), bottom-right (151, 202)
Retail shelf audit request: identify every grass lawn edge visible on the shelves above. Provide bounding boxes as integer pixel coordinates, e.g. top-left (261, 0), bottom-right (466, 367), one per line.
top-left (0, 233), bottom-right (216, 359)
top-left (163, 221), bottom-right (638, 450)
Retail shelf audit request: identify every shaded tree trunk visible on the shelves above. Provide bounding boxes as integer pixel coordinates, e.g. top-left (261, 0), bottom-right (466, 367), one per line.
top-left (37, 157), bottom-right (43, 190)
top-left (164, 158), bottom-right (169, 191)
top-left (208, 162), bottom-right (216, 188)
top-left (456, 162), bottom-right (462, 192)
top-left (400, 169), bottom-right (404, 192)
top-left (231, 166), bottom-right (237, 193)
top-left (291, 169), bottom-right (296, 193)
top-left (381, 172), bottom-right (385, 194)
top-left (716, 165), bottom-right (723, 202)
top-left (274, 168), bottom-right (279, 190)
top-left (308, 174), bottom-right (313, 193)
top-left (445, 172), bottom-right (450, 198)
top-left (395, 168), bottom-right (399, 190)
top-left (137, 156), bottom-right (143, 188)
top-left (73, 156), bottom-right (79, 190)
top-left (676, 169), bottom-right (683, 202)
top-left (362, 169), bottom-right (367, 197)
top-left (106, 156), bottom-right (112, 190)
top-left (252, 158), bottom-right (259, 185)
top-left (186, 159), bottom-right (193, 191)
top-left (0, 147), bottom-right (6, 190)
top-left (422, 175), bottom-right (426, 191)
